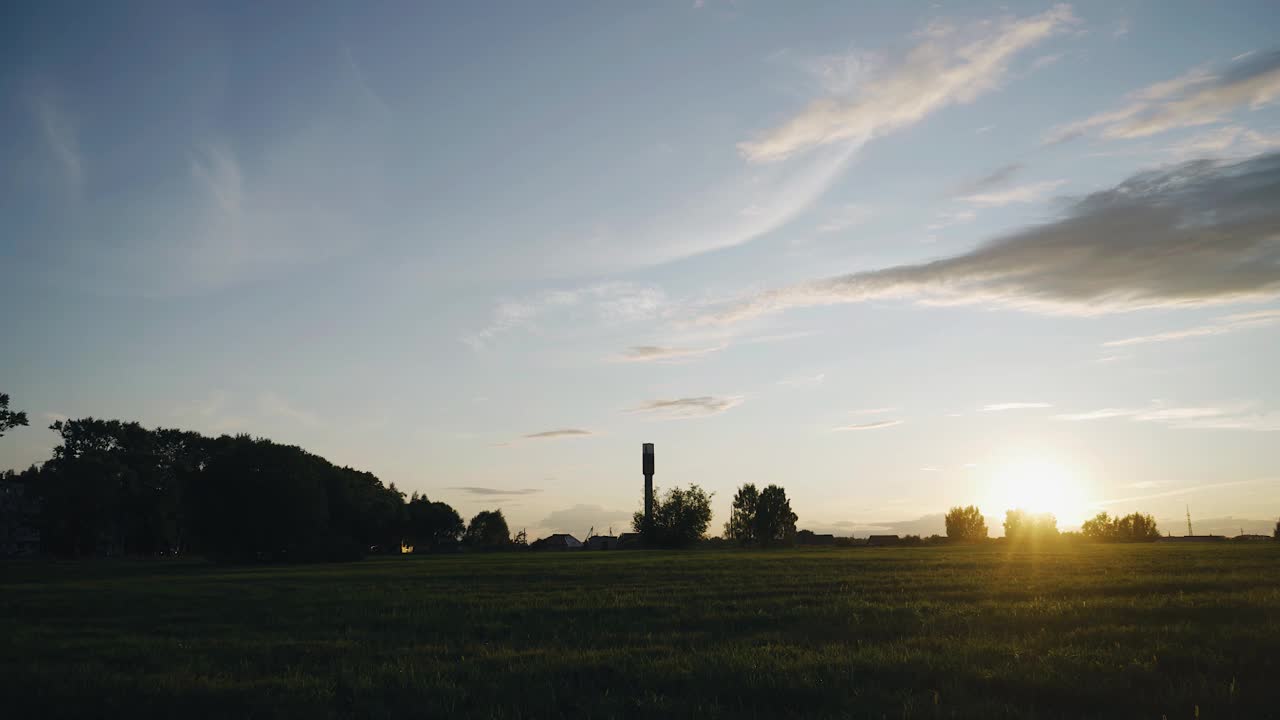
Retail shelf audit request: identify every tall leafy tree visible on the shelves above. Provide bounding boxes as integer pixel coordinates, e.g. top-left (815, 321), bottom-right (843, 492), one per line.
top-left (464, 509), bottom-right (511, 548)
top-left (0, 393), bottom-right (28, 437)
top-left (753, 484), bottom-right (797, 547)
top-left (945, 505), bottom-right (988, 541)
top-left (633, 484), bottom-right (713, 548)
top-left (724, 483), bottom-right (759, 544)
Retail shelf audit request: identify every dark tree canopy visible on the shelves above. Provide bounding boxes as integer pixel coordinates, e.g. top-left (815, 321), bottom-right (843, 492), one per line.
top-left (464, 509), bottom-right (511, 549)
top-left (945, 505), bottom-right (988, 541)
top-left (724, 483), bottom-right (759, 544)
top-left (0, 393), bottom-right (29, 438)
top-left (633, 484), bottom-right (712, 548)
top-left (405, 494), bottom-right (464, 552)
top-left (753, 485), bottom-right (797, 547)
top-left (16, 417), bottom-right (410, 560)
top-left (724, 483), bottom-right (796, 547)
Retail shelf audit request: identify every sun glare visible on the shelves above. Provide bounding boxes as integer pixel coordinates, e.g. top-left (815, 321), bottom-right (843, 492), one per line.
top-left (984, 459), bottom-right (1090, 527)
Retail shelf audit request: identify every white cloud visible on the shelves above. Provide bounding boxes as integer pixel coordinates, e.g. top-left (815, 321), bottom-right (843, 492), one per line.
top-left (1055, 402), bottom-right (1280, 431)
top-left (1102, 309), bottom-right (1280, 346)
top-left (962, 179), bottom-right (1066, 207)
top-left (628, 396), bottom-right (744, 419)
top-left (740, 5), bottom-right (1075, 162)
top-left (467, 283), bottom-right (669, 348)
top-left (979, 402), bottom-right (1052, 412)
top-left (833, 419), bottom-right (903, 431)
top-left (700, 153), bottom-right (1280, 324)
top-left (1166, 125), bottom-right (1280, 159)
top-left (1046, 50), bottom-right (1280, 142)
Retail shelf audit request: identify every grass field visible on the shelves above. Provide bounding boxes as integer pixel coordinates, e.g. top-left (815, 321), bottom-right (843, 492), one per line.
top-left (2, 544), bottom-right (1278, 718)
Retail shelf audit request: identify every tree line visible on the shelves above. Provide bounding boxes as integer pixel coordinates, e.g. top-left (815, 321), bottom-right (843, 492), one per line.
top-left (0, 409), bottom-right (517, 559)
top-left (944, 505), bottom-right (1163, 542)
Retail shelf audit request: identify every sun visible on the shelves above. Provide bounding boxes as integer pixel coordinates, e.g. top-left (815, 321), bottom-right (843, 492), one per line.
top-left (983, 459), bottom-right (1090, 527)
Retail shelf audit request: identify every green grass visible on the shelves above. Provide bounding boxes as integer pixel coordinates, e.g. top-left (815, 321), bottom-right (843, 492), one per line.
top-left (2, 544), bottom-right (1278, 718)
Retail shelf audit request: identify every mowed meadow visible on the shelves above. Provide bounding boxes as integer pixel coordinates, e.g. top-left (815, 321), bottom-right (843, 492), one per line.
top-left (2, 544), bottom-right (1278, 719)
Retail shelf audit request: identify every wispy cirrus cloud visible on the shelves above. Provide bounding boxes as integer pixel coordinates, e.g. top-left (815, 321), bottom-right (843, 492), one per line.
top-left (1046, 49), bottom-right (1280, 143)
top-left (700, 153), bottom-right (1280, 324)
top-left (448, 486), bottom-right (543, 496)
top-left (629, 396), bottom-right (743, 419)
top-left (979, 402), bottom-right (1052, 412)
top-left (1167, 125), bottom-right (1280, 159)
top-left (521, 429), bottom-right (594, 440)
top-left (1056, 402), bottom-right (1280, 431)
top-left (961, 179), bottom-right (1067, 207)
top-left (466, 283), bottom-right (668, 349)
top-left (613, 345), bottom-right (723, 363)
top-left (740, 5), bottom-right (1075, 162)
top-left (833, 419), bottom-right (903, 431)
top-left (32, 89), bottom-right (82, 189)
top-left (1103, 309), bottom-right (1280, 346)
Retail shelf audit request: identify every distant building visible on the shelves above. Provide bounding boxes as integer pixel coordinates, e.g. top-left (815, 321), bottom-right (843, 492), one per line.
top-left (797, 530), bottom-right (835, 546)
top-left (585, 535), bottom-right (619, 550)
top-left (1157, 535), bottom-right (1227, 543)
top-left (0, 480), bottom-right (41, 557)
top-left (866, 535), bottom-right (901, 547)
top-left (531, 533), bottom-right (582, 550)
top-left (1231, 534), bottom-right (1272, 542)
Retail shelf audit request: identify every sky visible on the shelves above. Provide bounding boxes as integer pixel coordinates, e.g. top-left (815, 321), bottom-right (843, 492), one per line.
top-left (3, 1), bottom-right (1279, 539)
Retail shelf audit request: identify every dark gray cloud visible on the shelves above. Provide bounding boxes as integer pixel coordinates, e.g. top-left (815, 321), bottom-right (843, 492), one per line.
top-left (707, 153), bottom-right (1280, 323)
top-left (629, 396), bottom-right (743, 418)
top-left (522, 429), bottom-right (594, 439)
top-left (448, 486), bottom-right (543, 496)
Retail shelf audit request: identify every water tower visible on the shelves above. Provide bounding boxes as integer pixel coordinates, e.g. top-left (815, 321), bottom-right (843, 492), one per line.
top-left (642, 443), bottom-right (654, 541)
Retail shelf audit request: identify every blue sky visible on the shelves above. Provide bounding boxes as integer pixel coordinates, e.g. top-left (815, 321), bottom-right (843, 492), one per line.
top-left (3, 1), bottom-right (1279, 538)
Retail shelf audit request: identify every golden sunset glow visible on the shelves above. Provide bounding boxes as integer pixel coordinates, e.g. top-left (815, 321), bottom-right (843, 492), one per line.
top-left (984, 459), bottom-right (1092, 527)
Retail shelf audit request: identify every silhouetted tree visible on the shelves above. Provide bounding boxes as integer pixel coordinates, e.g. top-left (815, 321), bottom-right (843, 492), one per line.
top-left (1003, 508), bottom-right (1058, 541)
top-left (1081, 511), bottom-right (1114, 540)
top-left (1115, 512), bottom-right (1160, 541)
top-left (754, 484), bottom-right (797, 547)
top-left (512, 528), bottom-right (528, 547)
top-left (1275, 518), bottom-right (1279, 540)
top-left (405, 494), bottom-right (464, 552)
top-left (464, 509), bottom-right (511, 549)
top-left (1082, 511), bottom-right (1159, 541)
top-left (0, 393), bottom-right (28, 437)
top-left (724, 483), bottom-right (759, 544)
top-left (945, 505), bottom-right (988, 541)
top-left (633, 484), bottom-right (713, 548)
